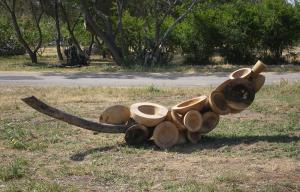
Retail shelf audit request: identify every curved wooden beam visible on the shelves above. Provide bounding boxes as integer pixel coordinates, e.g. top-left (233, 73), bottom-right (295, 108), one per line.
top-left (22, 96), bottom-right (127, 133)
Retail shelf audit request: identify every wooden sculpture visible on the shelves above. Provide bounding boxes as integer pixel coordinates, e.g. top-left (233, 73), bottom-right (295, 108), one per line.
top-left (22, 60), bottom-right (267, 149)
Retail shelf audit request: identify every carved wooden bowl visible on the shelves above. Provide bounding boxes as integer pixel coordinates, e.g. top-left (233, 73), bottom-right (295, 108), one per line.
top-left (229, 68), bottom-right (252, 79)
top-left (172, 96), bottom-right (207, 115)
top-left (209, 91), bottom-right (231, 115)
top-left (224, 79), bottom-right (255, 111)
top-left (130, 102), bottom-right (168, 127)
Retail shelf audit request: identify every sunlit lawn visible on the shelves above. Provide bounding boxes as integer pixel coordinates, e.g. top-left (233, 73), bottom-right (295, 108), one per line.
top-left (0, 82), bottom-right (299, 191)
top-left (0, 47), bottom-right (300, 73)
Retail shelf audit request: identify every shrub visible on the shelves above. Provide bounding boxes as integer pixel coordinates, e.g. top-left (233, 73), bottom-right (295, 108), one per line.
top-left (0, 17), bottom-right (25, 56)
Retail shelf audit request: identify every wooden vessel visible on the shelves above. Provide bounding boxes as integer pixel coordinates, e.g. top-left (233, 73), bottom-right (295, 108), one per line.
top-left (130, 102), bottom-right (168, 127)
top-left (172, 96), bottom-right (207, 115)
top-left (208, 91), bottom-right (231, 115)
top-left (224, 79), bottom-right (255, 111)
top-left (229, 68), bottom-right (252, 79)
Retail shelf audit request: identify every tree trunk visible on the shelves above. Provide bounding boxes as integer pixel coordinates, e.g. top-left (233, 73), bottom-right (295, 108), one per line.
top-left (28, 52), bottom-right (38, 63)
top-left (22, 96), bottom-right (128, 133)
top-left (87, 35), bottom-right (94, 56)
top-left (54, 0), bottom-right (63, 61)
top-left (60, 3), bottom-right (82, 53)
top-left (117, 0), bottom-right (127, 57)
top-left (9, 8), bottom-right (38, 63)
top-left (80, 0), bottom-right (124, 65)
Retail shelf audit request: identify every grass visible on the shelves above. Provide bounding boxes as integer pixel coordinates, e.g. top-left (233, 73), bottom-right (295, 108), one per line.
top-left (0, 48), bottom-right (300, 73)
top-left (0, 82), bottom-right (299, 191)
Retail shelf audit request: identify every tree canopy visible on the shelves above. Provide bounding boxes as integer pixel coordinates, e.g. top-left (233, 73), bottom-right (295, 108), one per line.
top-left (0, 0), bottom-right (299, 65)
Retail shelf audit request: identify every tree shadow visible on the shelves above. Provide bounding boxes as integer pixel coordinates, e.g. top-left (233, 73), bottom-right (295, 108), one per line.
top-left (70, 135), bottom-right (299, 161)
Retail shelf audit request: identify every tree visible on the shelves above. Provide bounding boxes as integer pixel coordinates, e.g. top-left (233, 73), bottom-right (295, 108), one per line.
top-left (80, 0), bottom-right (124, 65)
top-left (60, 0), bottom-right (83, 53)
top-left (0, 0), bottom-right (44, 63)
top-left (0, 14), bottom-right (25, 56)
top-left (54, 0), bottom-right (63, 60)
top-left (144, 0), bottom-right (199, 66)
top-left (260, 0), bottom-right (300, 62)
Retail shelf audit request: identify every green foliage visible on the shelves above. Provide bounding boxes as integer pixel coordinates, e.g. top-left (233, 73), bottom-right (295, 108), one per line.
top-left (179, 4), bottom-right (222, 64)
top-left (260, 0), bottom-right (300, 62)
top-left (0, 16), bottom-right (25, 56)
top-left (178, 0), bottom-right (300, 64)
top-left (2, 0), bottom-right (300, 65)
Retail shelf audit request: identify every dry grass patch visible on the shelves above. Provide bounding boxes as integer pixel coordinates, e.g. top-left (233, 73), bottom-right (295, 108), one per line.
top-left (1, 49), bottom-right (300, 73)
top-left (0, 83), bottom-right (299, 191)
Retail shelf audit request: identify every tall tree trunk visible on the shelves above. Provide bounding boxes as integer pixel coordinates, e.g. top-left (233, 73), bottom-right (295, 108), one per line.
top-left (8, 5), bottom-right (37, 63)
top-left (1, 0), bottom-right (44, 64)
top-left (54, 0), bottom-right (63, 61)
top-left (117, 0), bottom-right (126, 57)
top-left (80, 0), bottom-right (123, 65)
top-left (60, 3), bottom-right (82, 53)
top-left (87, 35), bottom-right (94, 56)
top-left (28, 51), bottom-right (38, 63)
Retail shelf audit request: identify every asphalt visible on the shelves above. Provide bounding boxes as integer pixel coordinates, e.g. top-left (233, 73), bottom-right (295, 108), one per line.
top-left (0, 71), bottom-right (299, 87)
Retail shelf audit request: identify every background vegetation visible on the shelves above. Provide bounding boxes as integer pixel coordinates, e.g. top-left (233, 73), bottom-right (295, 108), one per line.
top-left (1, 0), bottom-right (300, 67)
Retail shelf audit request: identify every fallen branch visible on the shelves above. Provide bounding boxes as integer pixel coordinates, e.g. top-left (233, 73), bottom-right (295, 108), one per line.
top-left (22, 96), bottom-right (127, 133)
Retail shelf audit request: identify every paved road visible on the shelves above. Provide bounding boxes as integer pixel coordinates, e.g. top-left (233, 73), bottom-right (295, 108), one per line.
top-left (0, 71), bottom-right (299, 87)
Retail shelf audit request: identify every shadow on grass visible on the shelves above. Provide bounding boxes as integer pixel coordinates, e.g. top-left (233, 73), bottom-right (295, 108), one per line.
top-left (70, 135), bottom-right (299, 161)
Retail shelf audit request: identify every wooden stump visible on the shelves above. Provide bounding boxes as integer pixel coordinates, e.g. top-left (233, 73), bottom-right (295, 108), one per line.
top-left (252, 60), bottom-right (266, 77)
top-left (153, 121), bottom-right (179, 149)
top-left (125, 124), bottom-right (149, 145)
top-left (99, 105), bottom-right (130, 124)
top-left (198, 112), bottom-right (219, 134)
top-left (187, 131), bottom-right (202, 144)
top-left (183, 110), bottom-right (203, 132)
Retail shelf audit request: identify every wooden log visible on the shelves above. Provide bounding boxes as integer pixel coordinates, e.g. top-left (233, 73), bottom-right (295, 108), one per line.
top-left (183, 110), bottom-right (203, 132)
top-left (252, 60), bottom-right (266, 77)
top-left (22, 96), bottom-right (127, 133)
top-left (99, 105), bottom-right (130, 124)
top-left (209, 91), bottom-right (231, 115)
top-left (198, 112), bottom-right (219, 134)
top-left (187, 131), bottom-right (202, 144)
top-left (153, 121), bottom-right (179, 149)
top-left (177, 130), bottom-right (188, 145)
top-left (125, 124), bottom-right (149, 145)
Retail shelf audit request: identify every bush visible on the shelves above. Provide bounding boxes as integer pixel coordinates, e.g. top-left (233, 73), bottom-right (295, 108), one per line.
top-left (178, 5), bottom-right (221, 65)
top-left (260, 0), bottom-right (300, 63)
top-left (0, 17), bottom-right (25, 56)
top-left (0, 40), bottom-right (26, 56)
top-left (217, 2), bottom-right (262, 64)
